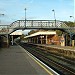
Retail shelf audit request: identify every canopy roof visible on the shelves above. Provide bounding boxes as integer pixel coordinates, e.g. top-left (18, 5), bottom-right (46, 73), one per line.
top-left (10, 31), bottom-right (22, 35)
top-left (24, 31), bottom-right (56, 38)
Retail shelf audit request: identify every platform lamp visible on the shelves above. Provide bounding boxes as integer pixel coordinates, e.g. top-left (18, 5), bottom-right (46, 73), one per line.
top-left (0, 14), bottom-right (4, 16)
top-left (0, 14), bottom-right (4, 23)
top-left (24, 8), bottom-right (27, 28)
top-left (52, 9), bottom-right (56, 27)
top-left (70, 16), bottom-right (75, 25)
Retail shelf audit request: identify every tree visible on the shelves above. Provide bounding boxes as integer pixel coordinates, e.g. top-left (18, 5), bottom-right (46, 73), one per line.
top-left (28, 30), bottom-right (39, 35)
top-left (56, 30), bottom-right (63, 36)
top-left (64, 21), bottom-right (75, 27)
top-left (20, 34), bottom-right (26, 40)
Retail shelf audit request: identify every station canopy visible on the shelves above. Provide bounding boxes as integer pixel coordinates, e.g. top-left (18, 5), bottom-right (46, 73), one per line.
top-left (24, 31), bottom-right (56, 38)
top-left (10, 31), bottom-right (22, 35)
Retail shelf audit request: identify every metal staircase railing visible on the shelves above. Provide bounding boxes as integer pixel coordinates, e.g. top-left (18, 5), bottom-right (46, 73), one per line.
top-left (61, 22), bottom-right (75, 34)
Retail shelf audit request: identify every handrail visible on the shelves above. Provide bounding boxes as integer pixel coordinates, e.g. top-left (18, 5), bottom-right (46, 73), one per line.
top-left (0, 20), bottom-right (75, 35)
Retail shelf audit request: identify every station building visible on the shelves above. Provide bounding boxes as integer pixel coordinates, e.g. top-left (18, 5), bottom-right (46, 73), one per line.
top-left (24, 30), bottom-right (61, 45)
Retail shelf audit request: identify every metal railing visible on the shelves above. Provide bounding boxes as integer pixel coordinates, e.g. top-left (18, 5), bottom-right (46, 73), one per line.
top-left (0, 20), bottom-right (75, 35)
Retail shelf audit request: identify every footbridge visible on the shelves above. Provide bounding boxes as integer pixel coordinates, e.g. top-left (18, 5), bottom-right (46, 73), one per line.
top-left (0, 20), bottom-right (75, 34)
top-left (0, 20), bottom-right (75, 47)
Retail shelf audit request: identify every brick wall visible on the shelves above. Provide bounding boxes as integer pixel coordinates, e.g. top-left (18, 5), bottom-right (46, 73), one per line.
top-left (47, 35), bottom-right (60, 45)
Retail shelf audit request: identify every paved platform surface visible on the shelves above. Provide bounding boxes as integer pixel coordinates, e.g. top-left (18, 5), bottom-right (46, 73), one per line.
top-left (0, 44), bottom-right (51, 75)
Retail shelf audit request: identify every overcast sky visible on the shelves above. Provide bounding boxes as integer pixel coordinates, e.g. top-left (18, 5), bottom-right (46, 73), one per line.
top-left (0, 0), bottom-right (74, 25)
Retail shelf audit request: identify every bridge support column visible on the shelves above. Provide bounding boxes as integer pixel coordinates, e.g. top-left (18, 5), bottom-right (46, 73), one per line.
top-left (6, 34), bottom-right (9, 47)
top-left (70, 34), bottom-right (72, 46)
top-left (65, 34), bottom-right (69, 46)
top-left (11, 35), bottom-right (14, 45)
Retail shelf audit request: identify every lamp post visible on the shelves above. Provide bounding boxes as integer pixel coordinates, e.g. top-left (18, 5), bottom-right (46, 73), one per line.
top-left (70, 16), bottom-right (74, 19)
top-left (0, 14), bottom-right (4, 23)
top-left (52, 9), bottom-right (56, 27)
top-left (70, 16), bottom-right (75, 24)
top-left (70, 16), bottom-right (75, 46)
top-left (24, 8), bottom-right (27, 28)
top-left (0, 14), bottom-right (4, 16)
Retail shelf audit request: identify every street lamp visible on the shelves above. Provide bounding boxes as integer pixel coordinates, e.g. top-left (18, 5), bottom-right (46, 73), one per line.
top-left (69, 16), bottom-right (75, 46)
top-left (70, 16), bottom-right (75, 27)
top-left (70, 16), bottom-right (74, 18)
top-left (0, 14), bottom-right (4, 23)
top-left (0, 14), bottom-right (4, 16)
top-left (24, 8), bottom-right (27, 28)
top-left (52, 9), bottom-right (56, 27)
top-left (70, 16), bottom-right (75, 23)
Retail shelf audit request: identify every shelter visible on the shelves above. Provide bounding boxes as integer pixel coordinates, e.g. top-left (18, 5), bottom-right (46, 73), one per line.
top-left (24, 30), bottom-right (60, 45)
top-left (10, 31), bottom-right (22, 45)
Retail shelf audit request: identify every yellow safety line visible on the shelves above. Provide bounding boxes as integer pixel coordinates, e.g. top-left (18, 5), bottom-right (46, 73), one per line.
top-left (30, 55), bottom-right (53, 75)
top-left (17, 43), bottom-right (53, 75)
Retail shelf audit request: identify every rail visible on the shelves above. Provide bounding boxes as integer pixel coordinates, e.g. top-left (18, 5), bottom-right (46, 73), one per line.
top-left (19, 43), bottom-right (75, 75)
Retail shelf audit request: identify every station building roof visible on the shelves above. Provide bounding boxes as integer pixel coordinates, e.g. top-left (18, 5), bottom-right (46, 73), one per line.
top-left (24, 31), bottom-right (56, 38)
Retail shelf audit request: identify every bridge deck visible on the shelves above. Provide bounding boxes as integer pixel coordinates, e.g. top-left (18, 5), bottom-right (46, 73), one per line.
top-left (0, 20), bottom-right (75, 35)
top-left (0, 44), bottom-right (57, 75)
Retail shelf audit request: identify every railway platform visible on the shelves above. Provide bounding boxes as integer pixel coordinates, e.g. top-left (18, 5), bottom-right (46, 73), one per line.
top-left (0, 44), bottom-right (58, 75)
top-left (35, 44), bottom-right (75, 59)
top-left (38, 44), bottom-right (75, 51)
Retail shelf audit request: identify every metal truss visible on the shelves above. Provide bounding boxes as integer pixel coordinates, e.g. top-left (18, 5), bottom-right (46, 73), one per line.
top-left (0, 20), bottom-right (75, 35)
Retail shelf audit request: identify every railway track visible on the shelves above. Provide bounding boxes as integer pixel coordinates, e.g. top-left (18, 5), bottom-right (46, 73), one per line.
top-left (19, 42), bottom-right (75, 75)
